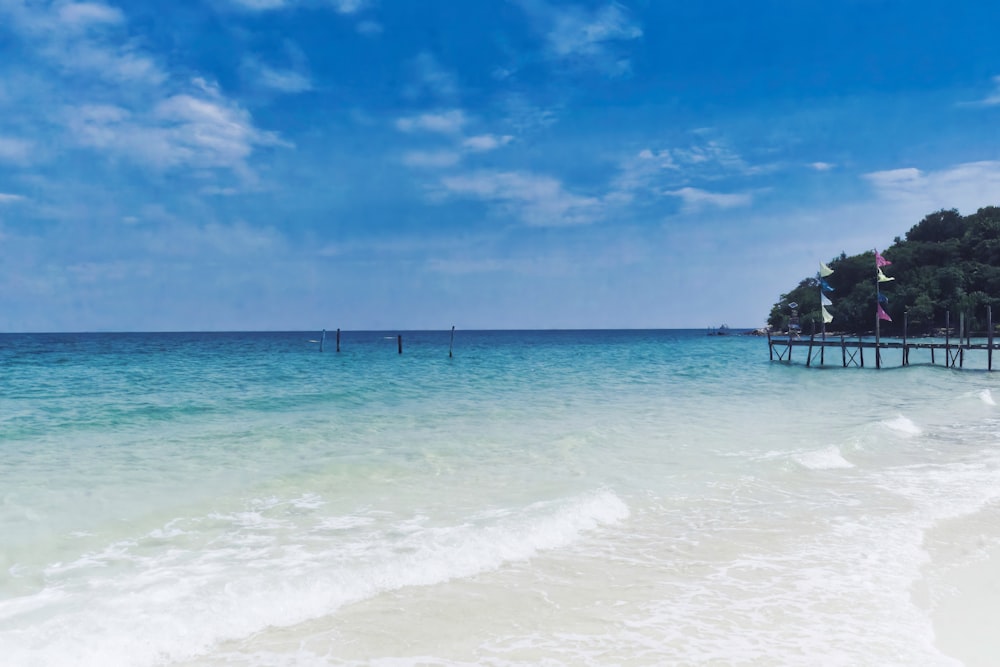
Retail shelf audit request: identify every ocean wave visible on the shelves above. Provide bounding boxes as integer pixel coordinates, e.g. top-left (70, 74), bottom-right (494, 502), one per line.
top-left (795, 445), bottom-right (854, 470)
top-left (881, 415), bottom-right (922, 437)
top-left (0, 489), bottom-right (629, 667)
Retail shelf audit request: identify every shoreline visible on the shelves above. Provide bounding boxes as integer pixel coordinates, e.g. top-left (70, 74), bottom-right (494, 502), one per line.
top-left (930, 543), bottom-right (1000, 666)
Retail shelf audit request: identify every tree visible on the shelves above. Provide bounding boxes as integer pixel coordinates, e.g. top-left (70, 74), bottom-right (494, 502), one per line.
top-left (768, 207), bottom-right (1000, 335)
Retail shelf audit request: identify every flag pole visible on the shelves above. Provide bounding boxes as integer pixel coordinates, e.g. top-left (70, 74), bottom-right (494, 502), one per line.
top-left (875, 249), bottom-right (881, 369)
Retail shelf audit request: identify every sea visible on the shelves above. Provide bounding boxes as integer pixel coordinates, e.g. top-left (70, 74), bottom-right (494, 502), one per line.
top-left (2, 329), bottom-right (1000, 666)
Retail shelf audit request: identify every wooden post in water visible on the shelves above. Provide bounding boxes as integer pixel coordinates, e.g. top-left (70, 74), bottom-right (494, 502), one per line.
top-left (841, 335), bottom-right (847, 367)
top-left (320, 329), bottom-right (325, 352)
top-left (902, 312), bottom-right (908, 366)
top-left (945, 311), bottom-right (951, 368)
top-left (806, 323), bottom-right (815, 367)
top-left (767, 329), bottom-right (774, 361)
top-left (989, 305), bottom-right (994, 371)
top-left (449, 325), bottom-right (455, 358)
top-left (398, 334), bottom-right (403, 355)
top-left (336, 328), bottom-right (341, 353)
top-left (859, 334), bottom-right (864, 368)
top-left (820, 320), bottom-right (825, 366)
top-left (960, 312), bottom-right (965, 368)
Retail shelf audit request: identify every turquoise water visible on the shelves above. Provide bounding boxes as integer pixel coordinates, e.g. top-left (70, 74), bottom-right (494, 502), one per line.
top-left (2, 330), bottom-right (999, 665)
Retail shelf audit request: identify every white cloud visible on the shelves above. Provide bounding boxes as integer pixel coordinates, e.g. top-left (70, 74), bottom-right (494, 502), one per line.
top-left (462, 134), bottom-right (513, 152)
top-left (0, 137), bottom-right (34, 165)
top-left (440, 170), bottom-right (602, 226)
top-left (614, 139), bottom-right (753, 194)
top-left (228, 0), bottom-right (288, 10)
top-left (0, 193), bottom-right (26, 204)
top-left (809, 162), bottom-right (835, 171)
top-left (2, 0), bottom-right (166, 85)
top-left (547, 2), bottom-right (642, 56)
top-left (356, 19), bottom-right (382, 36)
top-left (249, 63), bottom-right (312, 93)
top-left (395, 110), bottom-right (467, 134)
top-left (403, 52), bottom-right (458, 101)
top-left (974, 75), bottom-right (1000, 106)
top-left (65, 79), bottom-right (288, 174)
top-left (57, 2), bottom-right (125, 29)
top-left (402, 150), bottom-right (461, 168)
top-left (329, 0), bottom-right (368, 13)
top-left (664, 187), bottom-right (753, 212)
top-left (518, 0), bottom-right (641, 75)
top-left (864, 161), bottom-right (1000, 219)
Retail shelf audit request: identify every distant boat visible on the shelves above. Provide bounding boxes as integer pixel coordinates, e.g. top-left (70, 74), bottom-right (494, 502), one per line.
top-left (707, 324), bottom-right (731, 336)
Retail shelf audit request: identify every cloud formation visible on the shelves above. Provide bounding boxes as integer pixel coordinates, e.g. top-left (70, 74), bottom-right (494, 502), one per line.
top-left (614, 138), bottom-right (756, 195)
top-left (441, 170), bottom-right (602, 226)
top-left (518, 0), bottom-right (642, 75)
top-left (0, 2), bottom-right (289, 184)
top-left (664, 187), bottom-right (753, 212)
top-left (865, 161), bottom-right (1000, 216)
top-left (976, 75), bottom-right (1000, 106)
top-left (0, 137), bottom-right (34, 165)
top-left (246, 62), bottom-right (312, 94)
top-left (65, 78), bottom-right (287, 173)
top-left (396, 110), bottom-right (467, 134)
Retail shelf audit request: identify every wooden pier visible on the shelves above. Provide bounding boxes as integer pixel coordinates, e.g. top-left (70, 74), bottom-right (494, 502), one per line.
top-left (767, 308), bottom-right (999, 370)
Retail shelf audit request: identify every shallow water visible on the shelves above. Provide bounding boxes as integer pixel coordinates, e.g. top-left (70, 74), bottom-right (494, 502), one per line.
top-left (2, 330), bottom-right (998, 665)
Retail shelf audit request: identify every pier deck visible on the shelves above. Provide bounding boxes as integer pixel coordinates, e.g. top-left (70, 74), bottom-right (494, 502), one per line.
top-left (767, 331), bottom-right (997, 370)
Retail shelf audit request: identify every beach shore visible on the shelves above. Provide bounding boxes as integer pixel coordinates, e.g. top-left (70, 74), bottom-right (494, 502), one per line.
top-left (931, 543), bottom-right (1000, 666)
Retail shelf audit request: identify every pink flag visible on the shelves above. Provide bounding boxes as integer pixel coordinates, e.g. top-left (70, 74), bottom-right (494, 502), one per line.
top-left (877, 304), bottom-right (892, 322)
top-left (875, 250), bottom-right (892, 267)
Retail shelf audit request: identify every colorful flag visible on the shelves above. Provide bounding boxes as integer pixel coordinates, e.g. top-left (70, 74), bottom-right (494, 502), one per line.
top-left (822, 306), bottom-right (833, 323)
top-left (877, 292), bottom-right (889, 305)
top-left (821, 294), bottom-right (833, 306)
top-left (877, 268), bottom-right (894, 282)
top-left (819, 262), bottom-right (834, 277)
top-left (820, 278), bottom-right (835, 292)
top-left (875, 250), bottom-right (892, 267)
top-left (877, 304), bottom-right (892, 321)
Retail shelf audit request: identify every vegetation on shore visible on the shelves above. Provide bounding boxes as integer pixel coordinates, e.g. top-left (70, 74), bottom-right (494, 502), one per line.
top-left (768, 206), bottom-right (1000, 335)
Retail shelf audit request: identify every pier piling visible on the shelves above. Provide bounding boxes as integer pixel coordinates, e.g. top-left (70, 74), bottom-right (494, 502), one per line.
top-left (767, 305), bottom-right (1000, 371)
top-left (990, 306), bottom-right (994, 371)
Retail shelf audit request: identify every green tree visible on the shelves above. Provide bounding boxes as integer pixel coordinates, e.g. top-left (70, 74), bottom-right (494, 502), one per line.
top-left (768, 206), bottom-right (1000, 335)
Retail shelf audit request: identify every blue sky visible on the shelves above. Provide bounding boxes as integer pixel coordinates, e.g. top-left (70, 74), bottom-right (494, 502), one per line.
top-left (2, 0), bottom-right (1000, 331)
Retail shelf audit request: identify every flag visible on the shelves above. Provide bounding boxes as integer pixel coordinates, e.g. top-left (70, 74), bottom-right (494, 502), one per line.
top-left (822, 306), bottom-right (833, 323)
top-left (877, 304), bottom-right (892, 321)
top-left (820, 278), bottom-right (835, 292)
top-left (821, 294), bottom-right (833, 306)
top-left (819, 262), bottom-right (834, 277)
top-left (877, 268), bottom-right (894, 282)
top-left (875, 250), bottom-right (892, 267)
top-left (877, 292), bottom-right (888, 305)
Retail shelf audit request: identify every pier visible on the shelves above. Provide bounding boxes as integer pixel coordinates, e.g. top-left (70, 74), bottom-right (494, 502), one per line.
top-left (767, 309), bottom-right (997, 370)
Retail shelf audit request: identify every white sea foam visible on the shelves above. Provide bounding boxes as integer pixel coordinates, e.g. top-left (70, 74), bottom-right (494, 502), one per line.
top-left (980, 389), bottom-right (996, 405)
top-left (795, 445), bottom-right (854, 470)
top-left (881, 415), bottom-right (922, 436)
top-left (0, 489), bottom-right (629, 667)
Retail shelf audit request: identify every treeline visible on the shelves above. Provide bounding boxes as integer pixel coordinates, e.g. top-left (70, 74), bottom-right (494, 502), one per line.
top-left (768, 206), bottom-right (1000, 335)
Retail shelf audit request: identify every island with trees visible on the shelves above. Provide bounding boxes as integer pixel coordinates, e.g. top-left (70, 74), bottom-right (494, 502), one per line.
top-left (768, 206), bottom-right (1000, 336)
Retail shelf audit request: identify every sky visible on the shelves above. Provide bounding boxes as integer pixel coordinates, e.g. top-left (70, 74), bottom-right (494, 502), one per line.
top-left (2, 0), bottom-right (1000, 332)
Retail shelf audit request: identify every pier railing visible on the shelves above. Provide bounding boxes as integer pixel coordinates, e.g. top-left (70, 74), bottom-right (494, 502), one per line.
top-left (767, 307), bottom-right (997, 370)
